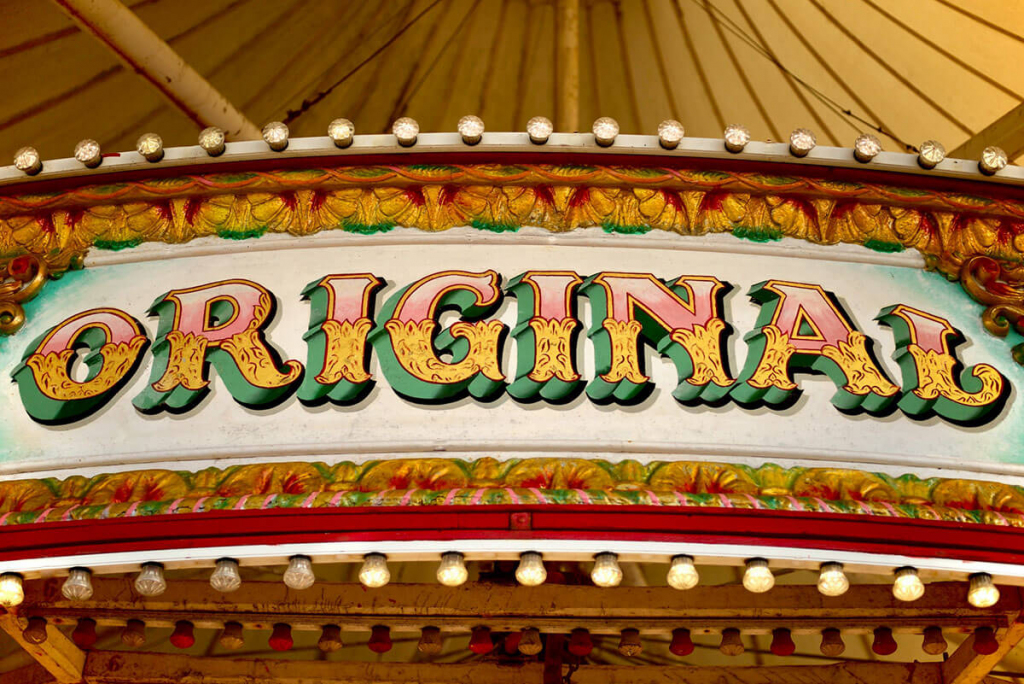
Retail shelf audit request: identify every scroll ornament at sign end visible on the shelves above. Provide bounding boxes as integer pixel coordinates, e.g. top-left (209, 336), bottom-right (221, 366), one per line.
top-left (960, 256), bottom-right (1024, 366)
top-left (0, 254), bottom-right (50, 335)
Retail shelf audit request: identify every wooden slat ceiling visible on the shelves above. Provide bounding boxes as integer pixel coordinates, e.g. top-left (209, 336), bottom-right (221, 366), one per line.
top-left (0, 0), bottom-right (1022, 163)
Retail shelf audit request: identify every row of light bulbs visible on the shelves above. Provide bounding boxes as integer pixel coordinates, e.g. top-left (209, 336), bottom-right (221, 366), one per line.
top-left (0, 553), bottom-right (1002, 609)
top-left (10, 115), bottom-right (1010, 177)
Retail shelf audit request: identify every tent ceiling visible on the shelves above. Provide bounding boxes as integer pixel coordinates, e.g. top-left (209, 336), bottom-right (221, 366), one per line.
top-left (1, 0), bottom-right (1023, 163)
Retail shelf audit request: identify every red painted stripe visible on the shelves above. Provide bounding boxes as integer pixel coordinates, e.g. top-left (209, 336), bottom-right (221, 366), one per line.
top-left (0, 505), bottom-right (1022, 565)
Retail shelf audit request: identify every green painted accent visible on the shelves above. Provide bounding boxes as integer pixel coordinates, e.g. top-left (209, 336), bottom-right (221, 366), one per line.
top-left (342, 222), bottom-right (394, 235)
top-left (407, 164), bottom-right (460, 172)
top-left (471, 220), bottom-right (520, 233)
top-left (94, 238), bottom-right (144, 251)
top-left (749, 174), bottom-right (799, 186)
top-left (864, 239), bottom-right (906, 253)
top-left (732, 226), bottom-right (783, 242)
top-left (208, 172), bottom-right (258, 183)
top-left (601, 222), bottom-right (652, 235)
top-left (217, 226), bottom-right (267, 241)
top-left (885, 187), bottom-right (932, 198)
top-left (342, 167), bottom-right (392, 178)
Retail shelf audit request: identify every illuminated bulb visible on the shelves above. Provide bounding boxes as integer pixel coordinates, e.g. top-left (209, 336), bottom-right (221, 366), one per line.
top-left (262, 122), bottom-right (289, 151)
top-left (392, 117), bottom-right (419, 146)
top-left (515, 552), bottom-right (547, 586)
top-left (723, 124), bottom-right (750, 152)
top-left (13, 147), bottom-right (41, 175)
top-left (591, 552), bottom-right (622, 588)
top-left (527, 116), bottom-right (553, 144)
top-left (789, 128), bottom-right (816, 157)
top-left (742, 558), bottom-right (774, 593)
top-left (62, 568), bottom-right (94, 601)
top-left (134, 563), bottom-right (166, 597)
top-left (853, 133), bottom-right (882, 162)
top-left (327, 118), bottom-right (355, 148)
top-left (657, 119), bottom-right (685, 149)
top-left (359, 553), bottom-right (390, 588)
top-left (283, 555), bottom-right (315, 591)
top-left (918, 140), bottom-right (945, 169)
top-left (458, 115), bottom-right (485, 145)
top-left (198, 127), bottom-right (226, 156)
top-left (0, 573), bottom-right (23, 607)
top-left (74, 139), bottom-right (102, 168)
top-left (817, 562), bottom-right (849, 597)
top-left (593, 117), bottom-right (619, 146)
top-left (667, 555), bottom-right (699, 590)
top-left (892, 567), bottom-right (924, 602)
top-left (980, 146), bottom-right (1008, 175)
top-left (210, 559), bottom-right (242, 593)
top-left (136, 133), bottom-right (164, 162)
top-left (437, 552), bottom-right (468, 587)
top-left (968, 573), bottom-right (999, 608)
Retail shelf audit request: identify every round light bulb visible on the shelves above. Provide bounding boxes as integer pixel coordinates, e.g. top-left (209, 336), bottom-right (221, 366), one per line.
top-left (817, 562), bottom-right (849, 597)
top-left (591, 552), bottom-right (622, 588)
top-left (980, 146), bottom-right (1008, 175)
top-left (593, 117), bottom-right (619, 146)
top-left (198, 127), bottom-right (226, 156)
top-left (892, 567), bottom-right (924, 602)
top-left (667, 555), bottom-right (699, 591)
top-left (0, 573), bottom-right (24, 607)
top-left (742, 558), bottom-right (774, 593)
top-left (74, 139), bottom-right (102, 168)
top-left (458, 115), bottom-right (485, 145)
top-left (724, 124), bottom-right (751, 153)
top-left (527, 116), bottom-right (553, 144)
top-left (134, 563), bottom-right (166, 597)
top-left (359, 553), bottom-right (390, 588)
top-left (789, 128), bottom-right (816, 157)
top-left (437, 552), bottom-right (468, 587)
top-left (854, 133), bottom-right (882, 162)
top-left (392, 117), bottom-right (419, 146)
top-left (327, 118), bottom-right (355, 148)
top-left (13, 147), bottom-right (41, 175)
top-left (515, 552), bottom-right (547, 586)
top-left (918, 140), bottom-right (945, 169)
top-left (210, 559), bottom-right (241, 593)
top-left (283, 555), bottom-right (315, 591)
top-left (658, 119), bottom-right (685, 149)
top-left (968, 573), bottom-right (999, 608)
top-left (262, 122), bottom-right (289, 151)
top-left (136, 132), bottom-right (164, 162)
top-left (62, 567), bottom-right (94, 601)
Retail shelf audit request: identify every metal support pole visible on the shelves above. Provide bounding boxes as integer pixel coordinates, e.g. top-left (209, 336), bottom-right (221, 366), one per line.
top-left (556, 0), bottom-right (580, 132)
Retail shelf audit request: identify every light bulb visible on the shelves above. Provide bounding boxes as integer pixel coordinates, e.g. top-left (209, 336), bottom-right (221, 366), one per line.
top-left (198, 127), bottom-right (226, 156)
top-left (62, 568), bottom-right (93, 601)
top-left (817, 562), bottom-right (849, 597)
top-left (210, 559), bottom-right (241, 593)
top-left (283, 555), bottom-right (315, 590)
top-left (968, 573), bottom-right (999, 608)
top-left (980, 146), bottom-right (1008, 175)
top-left (658, 119), bottom-right (685, 149)
top-left (593, 117), bottom-right (619, 146)
top-left (262, 122), bottom-right (289, 151)
top-left (515, 552), bottom-right (547, 586)
top-left (742, 558), bottom-right (774, 593)
top-left (359, 553), bottom-right (390, 588)
top-left (789, 128), bottom-right (816, 157)
top-left (918, 140), bottom-right (945, 169)
top-left (667, 555), bottom-right (699, 590)
top-left (854, 133), bottom-right (882, 162)
top-left (74, 139), bottom-right (102, 168)
top-left (0, 573), bottom-right (24, 607)
top-left (136, 132), bottom-right (164, 162)
top-left (591, 552), bottom-right (622, 588)
top-left (134, 563), bottom-right (166, 597)
top-left (458, 115), bottom-right (485, 145)
top-left (892, 567), bottom-right (924, 602)
top-left (527, 116), bottom-right (553, 144)
top-left (724, 124), bottom-right (750, 152)
top-left (13, 147), bottom-right (41, 175)
top-left (392, 117), bottom-right (419, 146)
top-left (327, 118), bottom-right (355, 148)
top-left (437, 552), bottom-right (468, 587)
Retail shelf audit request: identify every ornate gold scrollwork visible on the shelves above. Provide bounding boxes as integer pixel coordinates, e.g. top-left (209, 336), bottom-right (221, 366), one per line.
top-left (0, 254), bottom-right (48, 335)
top-left (960, 256), bottom-right (1024, 365)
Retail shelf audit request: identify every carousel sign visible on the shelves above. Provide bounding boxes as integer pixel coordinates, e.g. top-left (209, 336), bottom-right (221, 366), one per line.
top-left (12, 267), bottom-right (1007, 426)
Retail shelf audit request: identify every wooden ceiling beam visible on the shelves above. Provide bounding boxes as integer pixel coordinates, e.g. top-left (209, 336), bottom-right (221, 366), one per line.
top-left (0, 607), bottom-right (84, 684)
top-left (19, 578), bottom-right (1020, 636)
top-left (951, 102), bottom-right (1024, 160)
top-left (0, 662), bottom-right (55, 684)
top-left (942, 613), bottom-right (1024, 684)
top-left (79, 651), bottom-right (944, 684)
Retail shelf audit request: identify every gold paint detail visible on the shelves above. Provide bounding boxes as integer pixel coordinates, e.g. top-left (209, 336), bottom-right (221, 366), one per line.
top-left (315, 318), bottom-right (373, 385)
top-left (0, 255), bottom-right (49, 335)
top-left (385, 319), bottom-right (505, 384)
top-left (907, 344), bottom-right (1004, 406)
top-left (527, 317), bottom-right (580, 383)
top-left (151, 331), bottom-right (210, 392)
top-left (599, 319), bottom-right (648, 384)
top-left (25, 335), bottom-right (148, 401)
top-left (960, 256), bottom-right (1024, 364)
top-left (820, 332), bottom-right (900, 397)
top-left (746, 326), bottom-right (798, 391)
top-left (669, 319), bottom-right (733, 388)
top-left (218, 294), bottom-right (302, 390)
